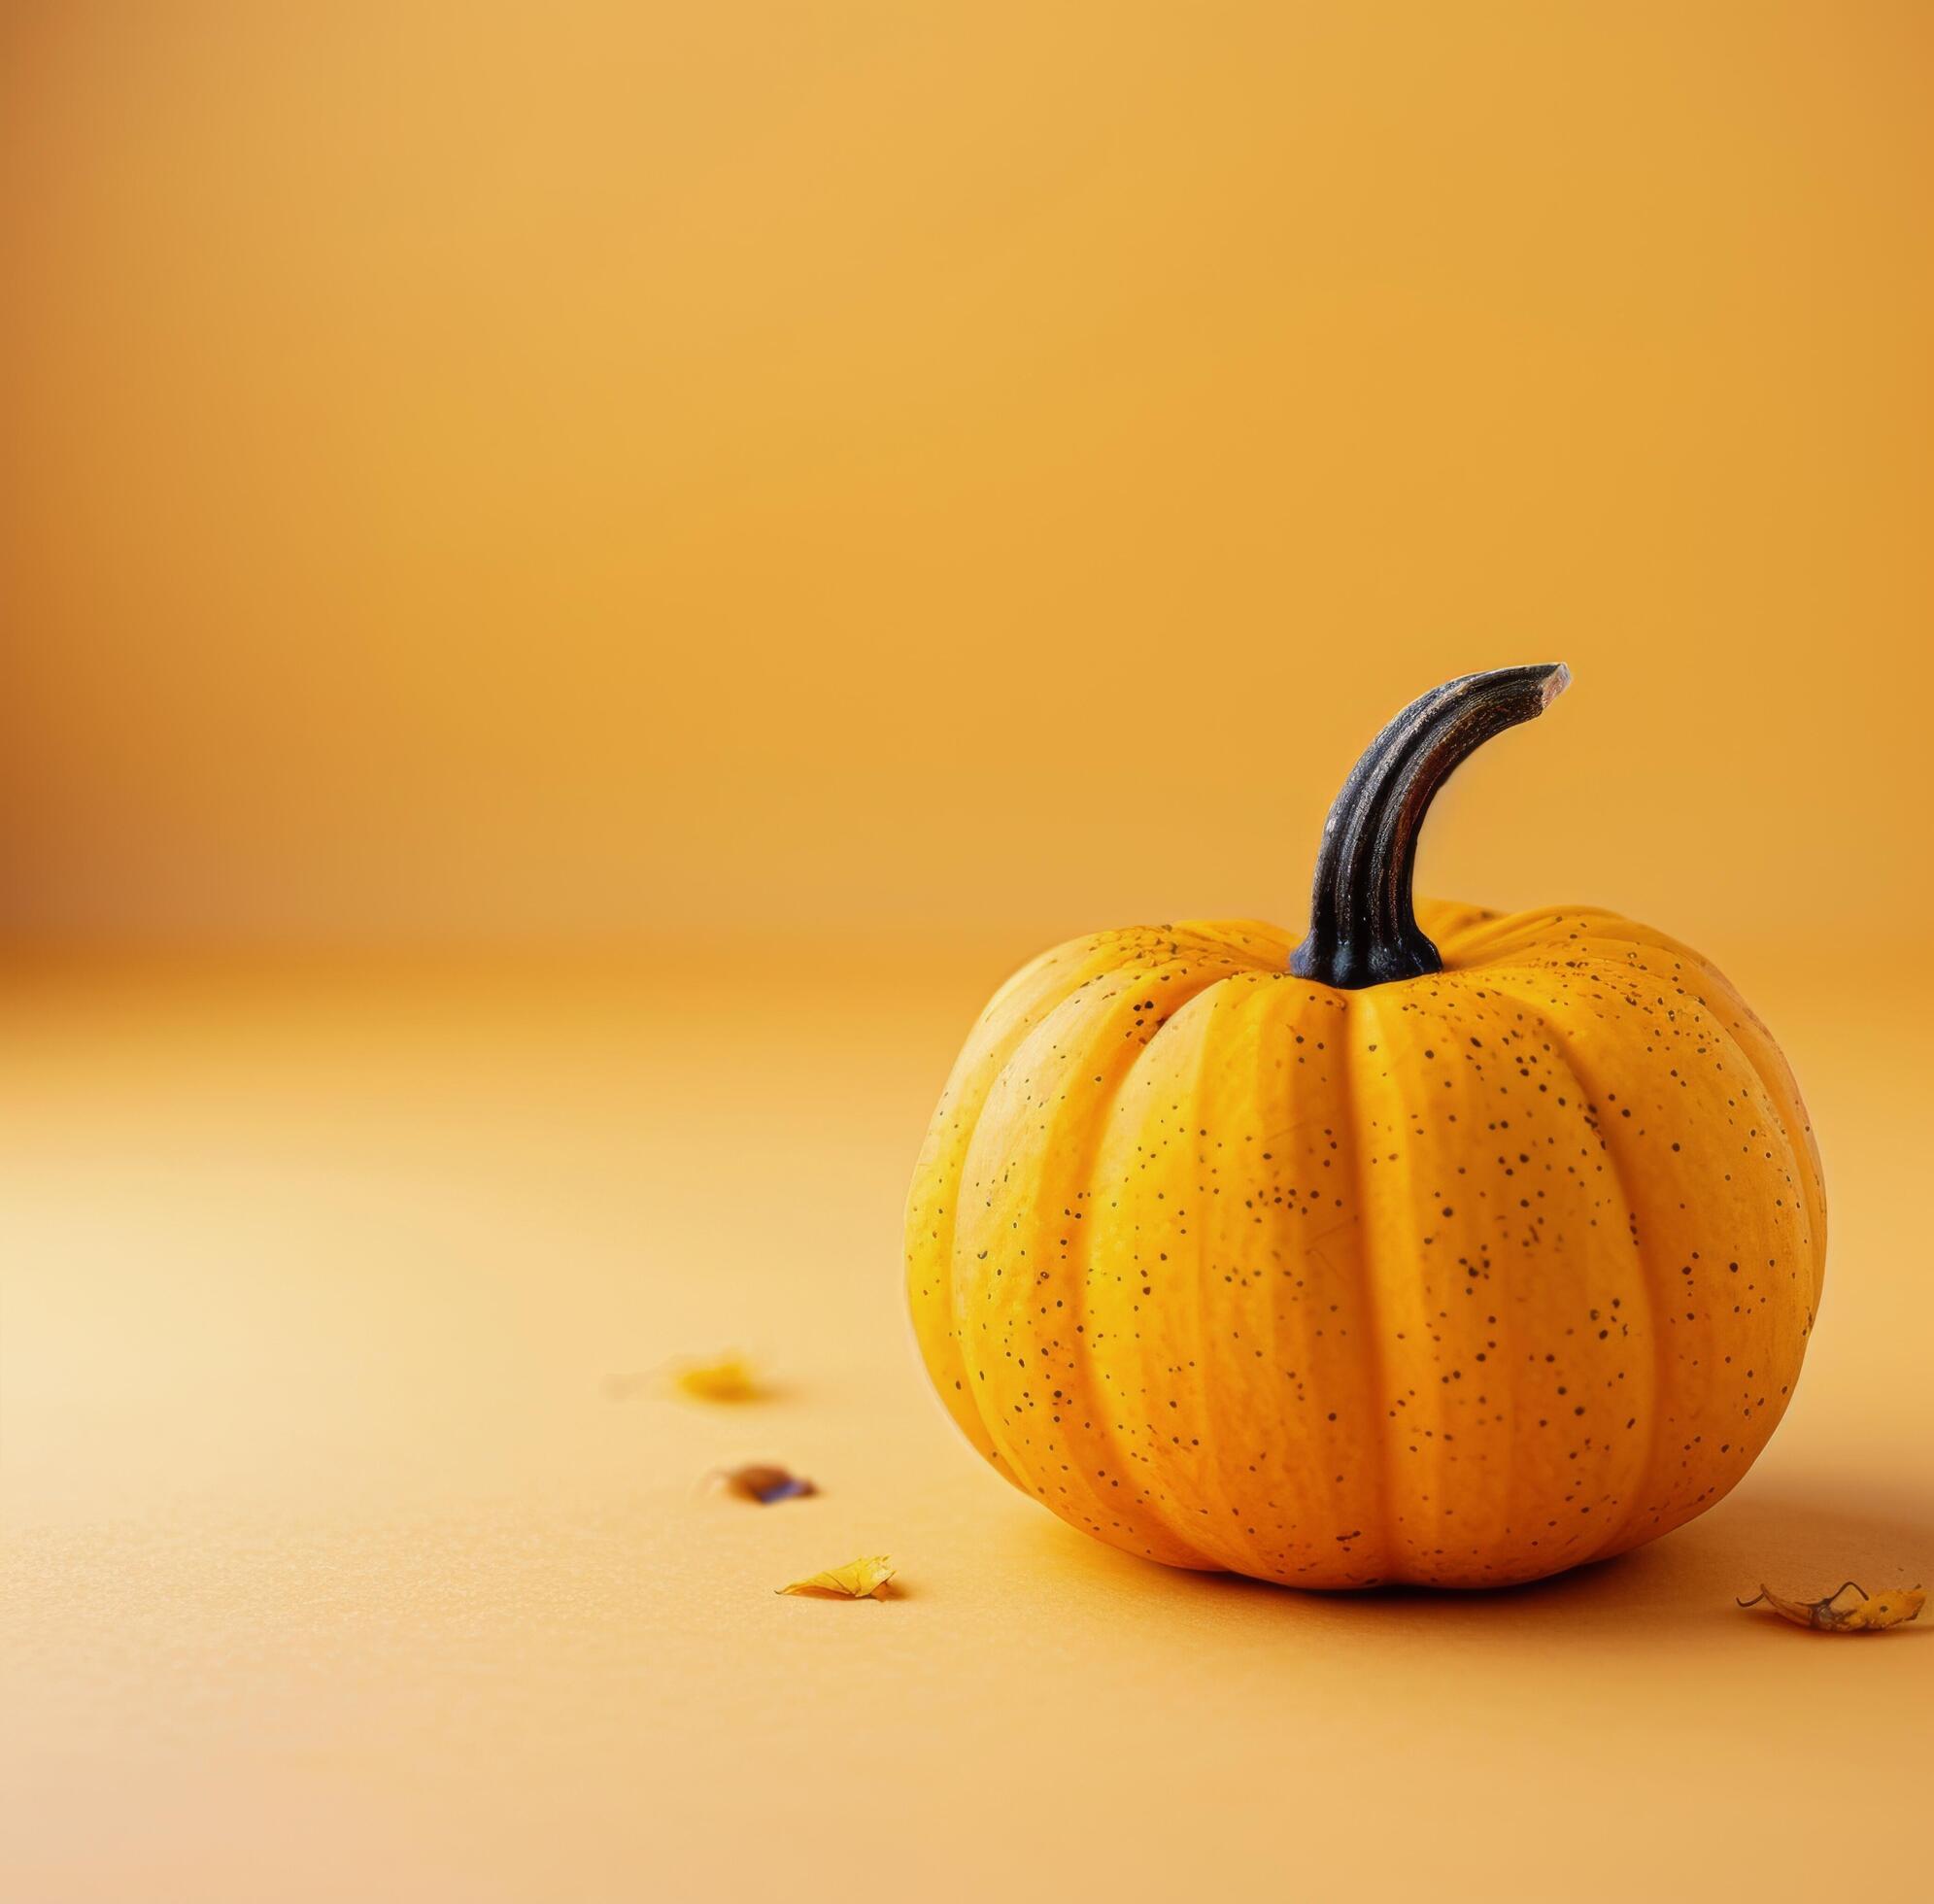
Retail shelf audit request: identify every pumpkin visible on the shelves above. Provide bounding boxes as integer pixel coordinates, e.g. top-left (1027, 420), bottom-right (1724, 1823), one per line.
top-left (905, 666), bottom-right (1824, 1589)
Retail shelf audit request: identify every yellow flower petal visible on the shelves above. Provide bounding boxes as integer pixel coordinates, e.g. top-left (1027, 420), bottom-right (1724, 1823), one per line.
top-left (1738, 1581), bottom-right (1925, 1632)
top-left (777, 1555), bottom-right (896, 1600)
top-left (672, 1352), bottom-right (761, 1402)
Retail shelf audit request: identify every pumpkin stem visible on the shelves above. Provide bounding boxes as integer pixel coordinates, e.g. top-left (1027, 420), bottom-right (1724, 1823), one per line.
top-left (1288, 664), bottom-right (1570, 990)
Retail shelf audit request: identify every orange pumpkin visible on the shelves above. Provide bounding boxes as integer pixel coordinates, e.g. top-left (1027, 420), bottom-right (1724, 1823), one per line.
top-left (905, 667), bottom-right (1824, 1588)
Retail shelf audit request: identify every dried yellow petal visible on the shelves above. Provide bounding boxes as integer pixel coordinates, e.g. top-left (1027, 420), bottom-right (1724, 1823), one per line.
top-left (1738, 1581), bottom-right (1925, 1632)
top-left (718, 1463), bottom-right (817, 1504)
top-left (777, 1555), bottom-right (896, 1600)
top-left (1843, 1589), bottom-right (1927, 1631)
top-left (671, 1352), bottom-right (761, 1403)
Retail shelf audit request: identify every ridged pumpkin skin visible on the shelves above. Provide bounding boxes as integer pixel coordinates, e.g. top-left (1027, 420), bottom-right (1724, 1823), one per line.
top-left (905, 901), bottom-right (1825, 1589)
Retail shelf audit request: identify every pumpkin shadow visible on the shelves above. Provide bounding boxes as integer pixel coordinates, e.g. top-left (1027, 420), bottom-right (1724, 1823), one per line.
top-left (1029, 1472), bottom-right (1934, 1644)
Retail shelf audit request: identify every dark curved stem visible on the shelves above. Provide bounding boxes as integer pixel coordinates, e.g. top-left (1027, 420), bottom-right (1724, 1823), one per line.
top-left (1288, 664), bottom-right (1570, 990)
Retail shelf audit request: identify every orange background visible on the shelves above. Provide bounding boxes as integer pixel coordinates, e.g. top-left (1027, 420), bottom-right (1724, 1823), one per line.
top-left (3, 5), bottom-right (1930, 1901)
top-left (5, 0), bottom-right (1930, 957)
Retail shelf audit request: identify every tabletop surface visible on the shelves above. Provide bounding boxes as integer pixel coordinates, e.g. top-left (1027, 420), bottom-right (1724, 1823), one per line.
top-left (4, 948), bottom-right (1928, 1903)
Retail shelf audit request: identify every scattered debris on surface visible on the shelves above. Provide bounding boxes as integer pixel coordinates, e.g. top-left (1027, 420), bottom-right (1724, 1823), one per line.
top-left (717, 1464), bottom-right (817, 1504)
top-left (670, 1352), bottom-right (763, 1403)
top-left (1738, 1581), bottom-right (1925, 1632)
top-left (777, 1555), bottom-right (896, 1600)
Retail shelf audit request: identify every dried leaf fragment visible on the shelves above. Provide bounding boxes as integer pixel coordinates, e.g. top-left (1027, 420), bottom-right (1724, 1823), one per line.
top-left (1738, 1581), bottom-right (1925, 1633)
top-left (719, 1463), bottom-right (817, 1504)
top-left (777, 1555), bottom-right (896, 1600)
top-left (671, 1352), bottom-right (762, 1403)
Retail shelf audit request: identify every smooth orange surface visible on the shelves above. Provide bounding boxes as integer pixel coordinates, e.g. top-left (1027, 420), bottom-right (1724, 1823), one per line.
top-left (3, 1), bottom-right (1932, 957)
top-left (1, 955), bottom-right (1929, 1903)
top-left (4, 3), bottom-right (1932, 1898)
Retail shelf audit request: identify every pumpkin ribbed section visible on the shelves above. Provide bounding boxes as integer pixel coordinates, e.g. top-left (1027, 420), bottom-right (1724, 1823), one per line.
top-left (905, 902), bottom-right (1824, 1590)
